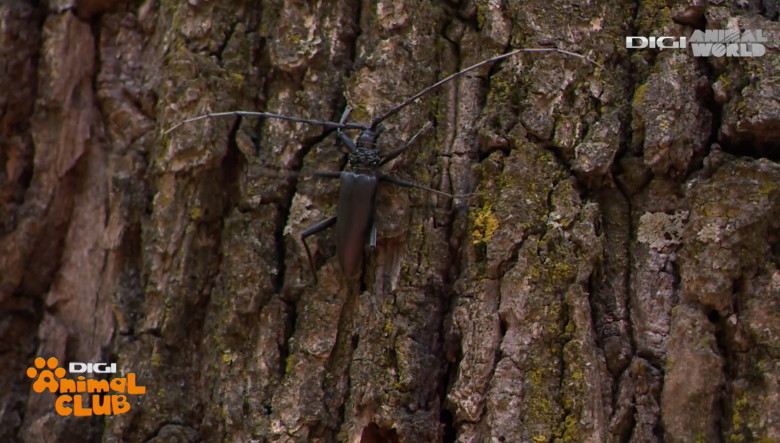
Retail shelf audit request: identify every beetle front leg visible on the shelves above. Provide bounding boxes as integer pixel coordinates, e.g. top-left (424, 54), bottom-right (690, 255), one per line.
top-left (301, 216), bottom-right (337, 282)
top-left (336, 107), bottom-right (357, 153)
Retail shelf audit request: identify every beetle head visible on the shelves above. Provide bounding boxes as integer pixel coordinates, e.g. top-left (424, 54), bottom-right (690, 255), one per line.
top-left (355, 125), bottom-right (384, 150)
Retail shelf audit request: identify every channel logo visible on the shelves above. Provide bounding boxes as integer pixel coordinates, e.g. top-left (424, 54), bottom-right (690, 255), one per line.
top-left (626, 29), bottom-right (769, 57)
top-left (26, 357), bottom-right (145, 417)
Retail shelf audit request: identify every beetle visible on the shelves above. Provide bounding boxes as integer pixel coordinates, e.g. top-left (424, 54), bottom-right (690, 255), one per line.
top-left (165, 48), bottom-right (600, 281)
top-left (298, 108), bottom-right (442, 281)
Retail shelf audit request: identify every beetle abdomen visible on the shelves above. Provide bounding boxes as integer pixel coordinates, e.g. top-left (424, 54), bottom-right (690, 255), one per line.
top-left (336, 172), bottom-right (379, 280)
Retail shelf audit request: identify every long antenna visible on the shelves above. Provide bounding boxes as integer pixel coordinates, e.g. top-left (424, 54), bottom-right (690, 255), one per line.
top-left (369, 47), bottom-right (602, 129)
top-left (164, 48), bottom-right (601, 136)
top-left (163, 110), bottom-right (369, 135)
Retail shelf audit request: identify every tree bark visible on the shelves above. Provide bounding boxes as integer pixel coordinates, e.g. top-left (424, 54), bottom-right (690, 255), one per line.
top-left (2, 0), bottom-right (779, 442)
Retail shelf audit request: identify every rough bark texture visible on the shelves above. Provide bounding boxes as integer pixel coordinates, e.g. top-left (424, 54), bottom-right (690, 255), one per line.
top-left (1, 0), bottom-right (779, 442)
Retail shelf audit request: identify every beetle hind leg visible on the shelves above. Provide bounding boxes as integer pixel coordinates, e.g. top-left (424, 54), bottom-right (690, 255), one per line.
top-left (301, 216), bottom-right (337, 283)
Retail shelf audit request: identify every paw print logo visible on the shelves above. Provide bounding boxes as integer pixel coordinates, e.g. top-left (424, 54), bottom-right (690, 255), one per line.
top-left (26, 357), bottom-right (66, 393)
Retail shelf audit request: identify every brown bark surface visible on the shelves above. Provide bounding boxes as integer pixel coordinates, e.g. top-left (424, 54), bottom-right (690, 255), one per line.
top-left (1, 0), bottom-right (779, 442)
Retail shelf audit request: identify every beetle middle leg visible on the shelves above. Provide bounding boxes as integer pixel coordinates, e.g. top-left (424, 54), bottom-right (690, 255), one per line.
top-left (379, 175), bottom-right (465, 198)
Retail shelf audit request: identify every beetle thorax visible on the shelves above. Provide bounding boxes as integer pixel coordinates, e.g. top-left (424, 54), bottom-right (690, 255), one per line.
top-left (348, 130), bottom-right (382, 171)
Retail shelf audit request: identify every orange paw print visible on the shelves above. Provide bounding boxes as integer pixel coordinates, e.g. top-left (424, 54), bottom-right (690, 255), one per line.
top-left (26, 357), bottom-right (66, 393)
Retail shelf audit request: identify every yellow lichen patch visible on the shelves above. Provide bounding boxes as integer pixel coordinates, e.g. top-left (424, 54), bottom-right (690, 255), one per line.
top-left (151, 351), bottom-right (163, 368)
top-left (189, 206), bottom-right (203, 221)
top-left (284, 354), bottom-right (294, 376)
top-left (230, 72), bottom-right (244, 85)
top-left (758, 180), bottom-right (778, 196)
top-left (562, 414), bottom-right (580, 442)
top-left (633, 83), bottom-right (649, 103)
top-left (383, 319), bottom-right (394, 336)
top-left (472, 203), bottom-right (499, 245)
top-left (730, 394), bottom-right (749, 442)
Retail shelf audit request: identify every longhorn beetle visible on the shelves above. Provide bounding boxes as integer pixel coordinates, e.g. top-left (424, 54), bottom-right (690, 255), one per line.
top-left (165, 48), bottom-right (601, 281)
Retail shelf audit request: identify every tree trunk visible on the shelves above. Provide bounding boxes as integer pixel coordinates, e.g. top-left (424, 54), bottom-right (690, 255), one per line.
top-left (2, 0), bottom-right (779, 442)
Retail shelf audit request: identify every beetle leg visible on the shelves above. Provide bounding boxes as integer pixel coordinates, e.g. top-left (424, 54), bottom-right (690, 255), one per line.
top-left (380, 175), bottom-right (471, 199)
top-left (379, 121), bottom-right (433, 166)
top-left (336, 132), bottom-right (357, 153)
top-left (313, 171), bottom-right (342, 179)
top-left (336, 107), bottom-right (357, 153)
top-left (363, 225), bottom-right (380, 317)
top-left (301, 216), bottom-right (337, 282)
top-left (340, 107), bottom-right (352, 123)
top-left (369, 225), bottom-right (377, 252)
